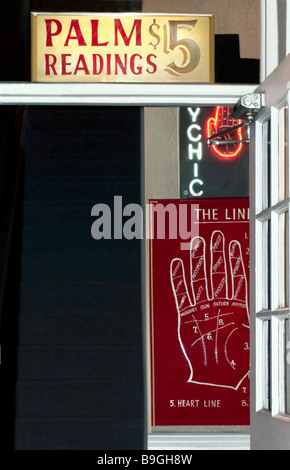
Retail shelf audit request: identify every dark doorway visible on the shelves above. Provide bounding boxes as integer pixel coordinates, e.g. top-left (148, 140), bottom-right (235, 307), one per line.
top-left (2, 105), bottom-right (145, 450)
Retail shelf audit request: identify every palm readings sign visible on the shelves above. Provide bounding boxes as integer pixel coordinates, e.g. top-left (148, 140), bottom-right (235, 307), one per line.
top-left (170, 229), bottom-right (250, 390)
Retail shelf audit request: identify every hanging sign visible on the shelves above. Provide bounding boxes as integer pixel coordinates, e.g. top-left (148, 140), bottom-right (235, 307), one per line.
top-left (180, 106), bottom-right (249, 198)
top-left (31, 13), bottom-right (214, 83)
top-left (149, 198), bottom-right (250, 426)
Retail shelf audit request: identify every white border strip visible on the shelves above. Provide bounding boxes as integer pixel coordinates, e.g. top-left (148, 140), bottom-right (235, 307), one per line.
top-left (0, 83), bottom-right (257, 106)
top-left (148, 433), bottom-right (250, 450)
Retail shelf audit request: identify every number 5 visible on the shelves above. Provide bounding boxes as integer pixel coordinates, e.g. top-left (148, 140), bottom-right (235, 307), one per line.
top-left (164, 20), bottom-right (200, 76)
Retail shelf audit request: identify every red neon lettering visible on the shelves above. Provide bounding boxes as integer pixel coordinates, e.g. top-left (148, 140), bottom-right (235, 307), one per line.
top-left (45, 19), bottom-right (62, 47)
top-left (114, 19), bottom-right (142, 46)
top-left (206, 106), bottom-right (244, 159)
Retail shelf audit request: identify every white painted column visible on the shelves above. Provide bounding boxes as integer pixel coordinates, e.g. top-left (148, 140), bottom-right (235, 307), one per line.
top-left (260, 0), bottom-right (279, 81)
top-left (286, 0), bottom-right (290, 56)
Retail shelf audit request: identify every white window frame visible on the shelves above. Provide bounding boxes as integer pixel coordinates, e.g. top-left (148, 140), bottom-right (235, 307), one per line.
top-left (0, 81), bottom-right (257, 450)
top-left (254, 90), bottom-right (290, 422)
top-left (260, 0), bottom-right (279, 81)
top-left (0, 82), bottom-right (257, 106)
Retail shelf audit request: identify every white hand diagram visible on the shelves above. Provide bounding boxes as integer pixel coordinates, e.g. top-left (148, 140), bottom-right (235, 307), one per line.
top-left (170, 230), bottom-right (250, 390)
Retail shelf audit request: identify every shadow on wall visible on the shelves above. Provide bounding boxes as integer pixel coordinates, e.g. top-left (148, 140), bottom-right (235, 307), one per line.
top-left (215, 34), bottom-right (259, 83)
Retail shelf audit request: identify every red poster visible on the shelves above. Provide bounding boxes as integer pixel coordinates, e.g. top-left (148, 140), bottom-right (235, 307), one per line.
top-left (149, 198), bottom-right (250, 426)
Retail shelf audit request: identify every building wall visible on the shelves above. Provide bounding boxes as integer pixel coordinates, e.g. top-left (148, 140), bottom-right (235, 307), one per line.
top-left (143, 0), bottom-right (260, 59)
top-left (142, 0), bottom-right (260, 202)
top-left (261, 0), bottom-right (290, 80)
top-left (142, 0), bottom-right (260, 433)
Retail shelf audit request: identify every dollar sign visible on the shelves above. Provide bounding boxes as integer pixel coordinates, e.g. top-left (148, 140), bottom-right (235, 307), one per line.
top-left (148, 19), bottom-right (161, 50)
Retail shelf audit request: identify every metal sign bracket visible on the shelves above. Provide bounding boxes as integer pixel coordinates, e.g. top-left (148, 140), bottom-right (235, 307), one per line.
top-left (207, 93), bottom-right (263, 147)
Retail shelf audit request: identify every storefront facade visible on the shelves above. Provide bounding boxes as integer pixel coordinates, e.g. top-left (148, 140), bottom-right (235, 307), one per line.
top-left (0, 0), bottom-right (289, 451)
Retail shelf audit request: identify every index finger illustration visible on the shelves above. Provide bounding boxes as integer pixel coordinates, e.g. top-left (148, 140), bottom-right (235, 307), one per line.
top-left (229, 240), bottom-right (248, 306)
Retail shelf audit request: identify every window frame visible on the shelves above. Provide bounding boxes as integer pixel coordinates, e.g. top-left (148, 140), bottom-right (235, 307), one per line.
top-left (254, 92), bottom-right (290, 422)
top-left (0, 81), bottom-right (258, 449)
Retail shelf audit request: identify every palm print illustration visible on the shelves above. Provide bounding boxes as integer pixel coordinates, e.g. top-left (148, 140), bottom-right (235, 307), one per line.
top-left (170, 231), bottom-right (250, 390)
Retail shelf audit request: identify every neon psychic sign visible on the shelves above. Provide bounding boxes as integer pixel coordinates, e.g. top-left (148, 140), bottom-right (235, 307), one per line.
top-left (180, 106), bottom-right (249, 198)
top-left (206, 106), bottom-right (243, 159)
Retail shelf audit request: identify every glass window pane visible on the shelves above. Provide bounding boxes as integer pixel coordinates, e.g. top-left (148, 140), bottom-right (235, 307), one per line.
top-left (267, 121), bottom-right (272, 206)
top-left (279, 212), bottom-right (289, 307)
top-left (278, 105), bottom-right (289, 201)
top-left (261, 121), bottom-right (271, 209)
top-left (263, 120), bottom-right (271, 208)
top-left (262, 219), bottom-right (271, 310)
top-left (262, 319), bottom-right (272, 411)
top-left (285, 318), bottom-right (290, 414)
